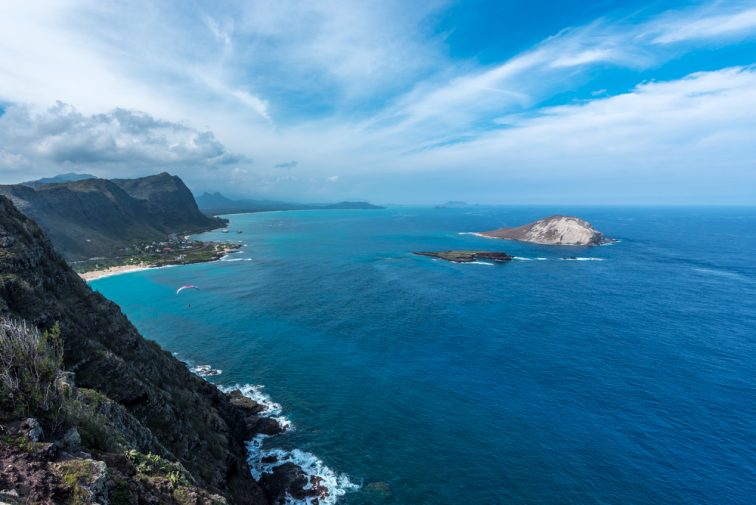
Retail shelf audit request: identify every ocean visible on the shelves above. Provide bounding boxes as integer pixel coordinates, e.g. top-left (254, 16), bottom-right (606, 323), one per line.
top-left (91, 207), bottom-right (756, 504)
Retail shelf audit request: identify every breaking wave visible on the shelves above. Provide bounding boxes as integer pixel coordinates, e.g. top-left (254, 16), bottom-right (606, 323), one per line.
top-left (560, 257), bottom-right (606, 261)
top-left (222, 384), bottom-right (358, 504)
top-left (457, 232), bottom-right (496, 239)
top-left (247, 443), bottom-right (360, 505)
top-left (190, 364), bottom-right (222, 378)
top-left (220, 383), bottom-right (285, 417)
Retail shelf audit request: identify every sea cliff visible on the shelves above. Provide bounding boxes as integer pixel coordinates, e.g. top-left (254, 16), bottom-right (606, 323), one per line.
top-left (0, 195), bottom-right (281, 503)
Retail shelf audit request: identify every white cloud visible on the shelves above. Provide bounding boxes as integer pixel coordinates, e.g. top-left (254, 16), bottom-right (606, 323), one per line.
top-left (0, 103), bottom-right (246, 183)
top-left (650, 5), bottom-right (756, 44)
top-left (0, 1), bottom-right (754, 203)
top-left (393, 67), bottom-right (756, 203)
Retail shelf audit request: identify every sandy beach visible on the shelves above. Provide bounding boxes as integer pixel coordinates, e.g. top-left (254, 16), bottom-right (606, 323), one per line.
top-left (79, 263), bottom-right (154, 282)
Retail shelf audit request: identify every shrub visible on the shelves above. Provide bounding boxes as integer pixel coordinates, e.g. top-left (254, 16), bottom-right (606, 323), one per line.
top-left (0, 318), bottom-right (63, 421)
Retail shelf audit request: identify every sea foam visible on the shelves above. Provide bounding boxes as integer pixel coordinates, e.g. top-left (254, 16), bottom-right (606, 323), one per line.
top-left (221, 256), bottom-right (253, 262)
top-left (190, 364), bottom-right (223, 377)
top-left (223, 384), bottom-right (359, 504)
top-left (249, 445), bottom-right (360, 505)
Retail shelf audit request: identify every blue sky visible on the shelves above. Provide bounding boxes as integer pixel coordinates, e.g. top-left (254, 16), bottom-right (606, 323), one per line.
top-left (0, 0), bottom-right (754, 204)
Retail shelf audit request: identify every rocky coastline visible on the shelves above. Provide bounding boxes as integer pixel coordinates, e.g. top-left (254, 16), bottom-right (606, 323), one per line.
top-left (0, 195), bottom-right (322, 504)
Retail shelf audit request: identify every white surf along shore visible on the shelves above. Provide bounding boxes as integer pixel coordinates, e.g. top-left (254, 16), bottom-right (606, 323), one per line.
top-left (219, 383), bottom-right (360, 504)
top-left (182, 355), bottom-right (359, 504)
top-left (79, 244), bottom-right (246, 282)
top-left (79, 263), bottom-right (159, 281)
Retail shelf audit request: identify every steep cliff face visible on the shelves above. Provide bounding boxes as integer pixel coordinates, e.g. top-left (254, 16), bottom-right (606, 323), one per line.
top-left (481, 215), bottom-right (608, 246)
top-left (0, 196), bottom-right (266, 504)
top-left (0, 173), bottom-right (224, 261)
top-left (113, 173), bottom-right (221, 233)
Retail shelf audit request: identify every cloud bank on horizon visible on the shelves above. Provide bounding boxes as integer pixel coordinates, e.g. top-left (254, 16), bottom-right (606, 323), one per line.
top-left (0, 0), bottom-right (754, 204)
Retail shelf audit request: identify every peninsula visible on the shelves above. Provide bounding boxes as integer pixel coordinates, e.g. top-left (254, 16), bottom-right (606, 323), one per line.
top-left (479, 215), bottom-right (608, 246)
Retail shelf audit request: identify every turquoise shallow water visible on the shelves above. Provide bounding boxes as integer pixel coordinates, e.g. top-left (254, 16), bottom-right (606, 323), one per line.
top-left (92, 207), bottom-right (756, 504)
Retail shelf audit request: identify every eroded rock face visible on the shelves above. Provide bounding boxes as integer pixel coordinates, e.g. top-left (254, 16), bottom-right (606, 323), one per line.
top-left (481, 215), bottom-right (608, 246)
top-left (20, 419), bottom-right (43, 442)
top-left (0, 196), bottom-right (267, 504)
top-left (259, 463), bottom-right (328, 503)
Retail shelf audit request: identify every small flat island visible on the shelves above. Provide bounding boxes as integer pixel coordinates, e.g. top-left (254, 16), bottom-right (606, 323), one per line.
top-left (414, 250), bottom-right (513, 263)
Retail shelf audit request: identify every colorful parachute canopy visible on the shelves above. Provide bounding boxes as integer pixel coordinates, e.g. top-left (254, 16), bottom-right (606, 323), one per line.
top-left (176, 285), bottom-right (200, 295)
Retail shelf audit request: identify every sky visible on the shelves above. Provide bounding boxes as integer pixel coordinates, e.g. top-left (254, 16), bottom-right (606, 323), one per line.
top-left (0, 0), bottom-right (755, 204)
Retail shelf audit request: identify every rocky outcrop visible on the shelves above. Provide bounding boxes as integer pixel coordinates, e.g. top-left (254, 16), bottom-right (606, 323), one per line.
top-left (0, 428), bottom-right (233, 505)
top-left (414, 251), bottom-right (513, 263)
top-left (0, 195), bottom-right (267, 504)
top-left (480, 215), bottom-right (608, 246)
top-left (0, 173), bottom-right (224, 260)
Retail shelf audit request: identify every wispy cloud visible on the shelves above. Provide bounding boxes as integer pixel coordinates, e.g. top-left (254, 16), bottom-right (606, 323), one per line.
top-left (0, 1), bottom-right (754, 203)
top-left (648, 4), bottom-right (756, 44)
top-left (394, 66), bottom-right (756, 203)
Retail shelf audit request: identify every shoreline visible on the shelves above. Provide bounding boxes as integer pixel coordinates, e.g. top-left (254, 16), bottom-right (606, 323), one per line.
top-left (79, 243), bottom-right (241, 282)
top-left (79, 263), bottom-right (159, 282)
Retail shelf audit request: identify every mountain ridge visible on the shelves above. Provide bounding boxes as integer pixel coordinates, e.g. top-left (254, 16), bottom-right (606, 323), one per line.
top-left (0, 195), bottom-right (270, 503)
top-left (0, 173), bottom-right (225, 261)
top-left (196, 191), bottom-right (384, 215)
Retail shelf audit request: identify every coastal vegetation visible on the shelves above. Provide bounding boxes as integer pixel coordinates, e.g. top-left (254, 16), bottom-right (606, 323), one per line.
top-left (71, 237), bottom-right (240, 275)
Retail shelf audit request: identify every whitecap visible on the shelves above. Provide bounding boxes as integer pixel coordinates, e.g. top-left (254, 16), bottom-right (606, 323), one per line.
top-left (467, 261), bottom-right (495, 266)
top-left (458, 232), bottom-right (497, 239)
top-left (220, 384), bottom-right (283, 416)
top-left (221, 257), bottom-right (253, 262)
top-left (190, 364), bottom-right (223, 377)
top-left (225, 384), bottom-right (358, 504)
top-left (246, 442), bottom-right (360, 505)
top-left (692, 267), bottom-right (750, 282)
top-left (560, 257), bottom-right (605, 261)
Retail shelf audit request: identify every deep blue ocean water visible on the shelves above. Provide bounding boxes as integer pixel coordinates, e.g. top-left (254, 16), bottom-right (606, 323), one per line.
top-left (91, 207), bottom-right (756, 504)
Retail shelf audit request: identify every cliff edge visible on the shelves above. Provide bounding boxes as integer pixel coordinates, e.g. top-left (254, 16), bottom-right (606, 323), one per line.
top-left (0, 195), bottom-right (268, 504)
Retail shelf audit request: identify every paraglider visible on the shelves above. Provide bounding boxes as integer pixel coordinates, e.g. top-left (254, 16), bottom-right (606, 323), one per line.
top-left (176, 285), bottom-right (200, 295)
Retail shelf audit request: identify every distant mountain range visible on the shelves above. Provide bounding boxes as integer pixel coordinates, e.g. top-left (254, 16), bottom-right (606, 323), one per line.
top-left (22, 172), bottom-right (97, 188)
top-left (0, 173), bottom-right (224, 260)
top-left (435, 201), bottom-right (475, 209)
top-left (195, 191), bottom-right (384, 214)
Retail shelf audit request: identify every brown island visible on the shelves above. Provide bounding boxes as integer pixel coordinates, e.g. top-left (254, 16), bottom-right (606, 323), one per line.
top-left (479, 215), bottom-right (608, 246)
top-left (415, 250), bottom-right (513, 263)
